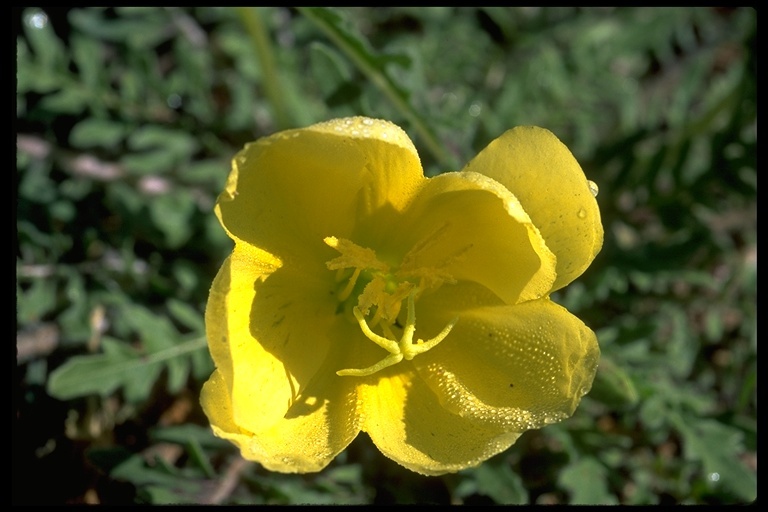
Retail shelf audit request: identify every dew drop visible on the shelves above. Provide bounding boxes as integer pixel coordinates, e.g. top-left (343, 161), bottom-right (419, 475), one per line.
top-left (26, 10), bottom-right (48, 29)
top-left (577, 208), bottom-right (587, 219)
top-left (166, 93), bottom-right (182, 109)
top-left (587, 180), bottom-right (599, 197)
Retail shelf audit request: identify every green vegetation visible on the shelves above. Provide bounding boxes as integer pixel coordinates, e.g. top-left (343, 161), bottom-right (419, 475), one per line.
top-left (16, 7), bottom-right (755, 504)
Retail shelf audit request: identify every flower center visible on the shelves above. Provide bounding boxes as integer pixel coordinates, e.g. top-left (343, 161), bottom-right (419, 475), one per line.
top-left (324, 236), bottom-right (458, 377)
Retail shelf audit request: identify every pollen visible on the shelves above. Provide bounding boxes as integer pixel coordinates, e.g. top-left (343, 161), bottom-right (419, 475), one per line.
top-left (324, 236), bottom-right (389, 273)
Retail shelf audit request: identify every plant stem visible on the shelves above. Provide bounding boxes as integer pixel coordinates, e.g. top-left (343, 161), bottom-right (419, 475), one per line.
top-left (236, 7), bottom-right (293, 130)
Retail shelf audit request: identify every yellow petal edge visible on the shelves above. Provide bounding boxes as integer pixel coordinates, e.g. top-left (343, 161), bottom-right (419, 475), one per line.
top-left (462, 126), bottom-right (603, 291)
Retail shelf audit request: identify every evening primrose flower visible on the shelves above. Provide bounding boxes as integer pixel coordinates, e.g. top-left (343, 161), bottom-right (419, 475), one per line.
top-left (201, 117), bottom-right (602, 476)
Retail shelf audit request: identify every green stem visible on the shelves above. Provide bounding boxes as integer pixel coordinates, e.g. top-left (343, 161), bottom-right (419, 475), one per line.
top-left (142, 335), bottom-right (208, 366)
top-left (236, 7), bottom-right (293, 130)
top-left (297, 7), bottom-right (457, 169)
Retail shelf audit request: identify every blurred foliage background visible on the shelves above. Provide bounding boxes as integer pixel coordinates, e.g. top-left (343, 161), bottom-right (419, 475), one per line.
top-left (15, 7), bottom-right (756, 505)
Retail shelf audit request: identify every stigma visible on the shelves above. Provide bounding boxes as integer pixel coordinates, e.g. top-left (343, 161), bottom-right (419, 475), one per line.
top-left (324, 236), bottom-right (459, 377)
top-left (338, 290), bottom-right (458, 376)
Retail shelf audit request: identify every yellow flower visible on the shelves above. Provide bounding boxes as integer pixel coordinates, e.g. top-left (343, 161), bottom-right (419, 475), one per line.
top-left (200, 117), bottom-right (603, 476)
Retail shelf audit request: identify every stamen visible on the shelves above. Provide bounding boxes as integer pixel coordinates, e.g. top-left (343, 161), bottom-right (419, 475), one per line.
top-left (324, 236), bottom-right (388, 272)
top-left (397, 222), bottom-right (468, 290)
top-left (337, 290), bottom-right (459, 377)
top-left (380, 321), bottom-right (397, 341)
top-left (337, 268), bottom-right (361, 302)
top-left (324, 234), bottom-right (459, 378)
top-left (369, 305), bottom-right (384, 327)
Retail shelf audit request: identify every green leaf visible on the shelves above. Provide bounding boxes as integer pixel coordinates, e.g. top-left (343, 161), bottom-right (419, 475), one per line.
top-left (39, 87), bottom-right (90, 115)
top-left (140, 485), bottom-right (193, 505)
top-left (47, 337), bottom-right (147, 400)
top-left (674, 415), bottom-right (757, 502)
top-left (71, 34), bottom-right (106, 98)
top-left (299, 8), bottom-right (410, 71)
top-left (16, 38), bottom-right (61, 93)
top-left (470, 461), bottom-right (527, 504)
top-left (22, 8), bottom-right (67, 70)
top-left (107, 182), bottom-right (144, 217)
top-left (588, 354), bottom-right (639, 409)
top-left (150, 424), bottom-right (228, 450)
top-left (166, 299), bottom-right (204, 332)
top-left (18, 163), bottom-right (57, 203)
top-left (70, 119), bottom-right (127, 149)
top-left (68, 8), bottom-right (172, 49)
top-left (46, 335), bottom-right (207, 401)
top-left (122, 126), bottom-right (199, 174)
top-left (309, 41), bottom-right (353, 98)
top-left (128, 125), bottom-right (199, 158)
top-left (297, 7), bottom-right (455, 168)
top-left (172, 261), bottom-right (202, 297)
top-left (180, 158), bottom-right (227, 186)
top-left (17, 279), bottom-right (58, 324)
top-left (663, 306), bottom-right (697, 379)
top-left (559, 458), bottom-right (619, 505)
top-left (118, 304), bottom-right (177, 351)
top-left (110, 453), bottom-right (199, 496)
top-left (118, 303), bottom-right (189, 394)
top-left (121, 150), bottom-right (177, 175)
top-left (148, 191), bottom-right (196, 249)
top-left (56, 271), bottom-right (92, 343)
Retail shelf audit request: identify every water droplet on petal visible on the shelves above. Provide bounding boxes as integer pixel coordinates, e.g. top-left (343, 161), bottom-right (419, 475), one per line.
top-left (588, 180), bottom-right (599, 197)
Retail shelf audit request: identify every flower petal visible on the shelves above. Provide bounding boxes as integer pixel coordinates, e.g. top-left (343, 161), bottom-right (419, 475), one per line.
top-left (359, 369), bottom-right (521, 475)
top-left (204, 243), bottom-right (338, 435)
top-left (415, 281), bottom-right (600, 431)
top-left (201, 360), bottom-right (361, 473)
top-left (216, 117), bottom-right (425, 262)
top-left (392, 171), bottom-right (556, 304)
top-left (462, 126), bottom-right (603, 291)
